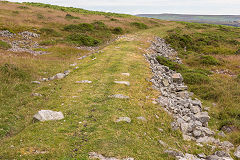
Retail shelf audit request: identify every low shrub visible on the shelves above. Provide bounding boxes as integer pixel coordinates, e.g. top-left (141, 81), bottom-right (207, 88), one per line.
top-left (200, 55), bottom-right (219, 65)
top-left (110, 18), bottom-right (118, 21)
top-left (157, 56), bottom-right (210, 84)
top-left (112, 27), bottom-right (123, 34)
top-left (130, 22), bottom-right (148, 29)
top-left (182, 71), bottom-right (210, 84)
top-left (36, 13), bottom-right (44, 19)
top-left (156, 56), bottom-right (184, 72)
top-left (66, 34), bottom-right (101, 46)
top-left (0, 40), bottom-right (11, 50)
top-left (65, 14), bottom-right (80, 19)
top-left (18, 6), bottom-right (29, 9)
top-left (64, 23), bottom-right (94, 32)
top-left (40, 28), bottom-right (61, 37)
top-left (92, 21), bottom-right (107, 30)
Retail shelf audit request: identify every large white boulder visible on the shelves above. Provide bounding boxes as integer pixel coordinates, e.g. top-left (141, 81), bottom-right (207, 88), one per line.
top-left (33, 110), bottom-right (64, 122)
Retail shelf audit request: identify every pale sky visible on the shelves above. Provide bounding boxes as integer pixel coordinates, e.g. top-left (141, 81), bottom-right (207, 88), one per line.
top-left (7, 0), bottom-right (240, 15)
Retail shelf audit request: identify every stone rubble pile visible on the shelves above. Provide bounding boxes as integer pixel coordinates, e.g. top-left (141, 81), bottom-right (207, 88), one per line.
top-left (144, 37), bottom-right (235, 159)
top-left (19, 31), bottom-right (40, 39)
top-left (40, 70), bottom-right (70, 82)
top-left (0, 30), bottom-right (16, 38)
top-left (0, 29), bottom-right (47, 55)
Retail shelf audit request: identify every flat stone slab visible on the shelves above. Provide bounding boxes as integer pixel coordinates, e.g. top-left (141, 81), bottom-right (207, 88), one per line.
top-left (76, 80), bottom-right (92, 84)
top-left (108, 94), bottom-right (129, 99)
top-left (115, 117), bottom-right (131, 123)
top-left (89, 152), bottom-right (134, 160)
top-left (121, 73), bottom-right (130, 76)
top-left (33, 110), bottom-right (64, 122)
top-left (114, 81), bottom-right (130, 86)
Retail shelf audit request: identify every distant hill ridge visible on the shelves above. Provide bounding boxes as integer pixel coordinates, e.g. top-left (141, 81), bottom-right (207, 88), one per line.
top-left (137, 13), bottom-right (240, 27)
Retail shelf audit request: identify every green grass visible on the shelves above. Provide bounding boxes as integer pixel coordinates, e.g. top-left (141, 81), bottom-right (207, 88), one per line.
top-left (0, 40), bottom-right (11, 50)
top-left (130, 22), bottom-right (148, 29)
top-left (66, 34), bottom-right (101, 46)
top-left (23, 2), bottom-right (132, 18)
top-left (0, 33), bottom-right (213, 159)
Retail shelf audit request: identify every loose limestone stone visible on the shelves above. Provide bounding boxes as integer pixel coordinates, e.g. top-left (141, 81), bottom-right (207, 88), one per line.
top-left (172, 73), bottom-right (183, 84)
top-left (115, 117), bottom-right (131, 123)
top-left (158, 140), bottom-right (167, 147)
top-left (121, 73), bottom-right (130, 76)
top-left (32, 93), bottom-right (42, 97)
top-left (76, 80), bottom-right (92, 84)
top-left (194, 112), bottom-right (210, 126)
top-left (89, 152), bottom-right (134, 160)
top-left (196, 136), bottom-right (215, 144)
top-left (136, 117), bottom-right (147, 121)
top-left (31, 81), bottom-right (41, 84)
top-left (33, 110), bottom-right (64, 122)
top-left (108, 94), bottom-right (129, 99)
top-left (54, 73), bottom-right (66, 79)
top-left (234, 145), bottom-right (240, 159)
top-left (114, 81), bottom-right (130, 86)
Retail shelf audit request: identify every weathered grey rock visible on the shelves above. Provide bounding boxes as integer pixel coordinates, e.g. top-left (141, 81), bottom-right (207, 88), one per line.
top-left (54, 73), bottom-right (66, 79)
top-left (108, 94), bottom-right (129, 99)
top-left (115, 117), bottom-right (131, 123)
top-left (31, 81), bottom-right (41, 84)
top-left (76, 80), bottom-right (92, 84)
top-left (33, 110), bottom-right (64, 121)
top-left (194, 112), bottom-right (210, 125)
top-left (114, 81), bottom-right (130, 86)
top-left (64, 70), bottom-right (70, 76)
top-left (234, 145), bottom-right (240, 158)
top-left (193, 129), bottom-right (202, 137)
top-left (70, 63), bottom-right (77, 67)
top-left (32, 93), bottom-right (42, 97)
top-left (218, 131), bottom-right (225, 137)
top-left (176, 85), bottom-right (188, 91)
top-left (136, 117), bottom-right (147, 121)
top-left (172, 73), bottom-right (183, 84)
top-left (121, 73), bottom-right (130, 76)
top-left (162, 79), bottom-right (169, 87)
top-left (89, 152), bottom-right (134, 160)
top-left (197, 153), bottom-right (206, 158)
top-left (158, 140), bottom-right (167, 147)
top-left (190, 105), bottom-right (201, 114)
top-left (221, 141), bottom-right (234, 150)
top-left (196, 136), bottom-right (215, 144)
top-left (164, 149), bottom-right (184, 157)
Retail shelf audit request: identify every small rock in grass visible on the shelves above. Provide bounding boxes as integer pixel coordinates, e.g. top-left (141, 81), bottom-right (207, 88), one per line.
top-left (31, 81), bottom-right (41, 84)
top-left (108, 94), bottom-right (129, 99)
top-left (234, 145), bottom-right (240, 159)
top-left (70, 63), bottom-right (77, 67)
top-left (137, 117), bottom-right (147, 121)
top-left (76, 80), bottom-right (92, 84)
top-left (115, 117), bottom-right (131, 123)
top-left (54, 73), bottom-right (65, 79)
top-left (114, 81), bottom-right (130, 86)
top-left (121, 73), bottom-right (130, 76)
top-left (32, 93), bottom-right (42, 97)
top-left (33, 110), bottom-right (64, 122)
top-left (158, 140), bottom-right (167, 147)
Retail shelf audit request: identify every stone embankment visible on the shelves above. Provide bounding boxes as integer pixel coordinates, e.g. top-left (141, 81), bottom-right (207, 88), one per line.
top-left (145, 37), bottom-right (237, 160)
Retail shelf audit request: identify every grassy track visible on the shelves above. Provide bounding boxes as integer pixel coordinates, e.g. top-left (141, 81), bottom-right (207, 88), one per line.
top-left (0, 32), bottom-right (213, 159)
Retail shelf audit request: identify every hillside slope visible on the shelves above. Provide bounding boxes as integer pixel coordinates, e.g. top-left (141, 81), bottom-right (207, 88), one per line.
top-left (0, 1), bottom-right (240, 159)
